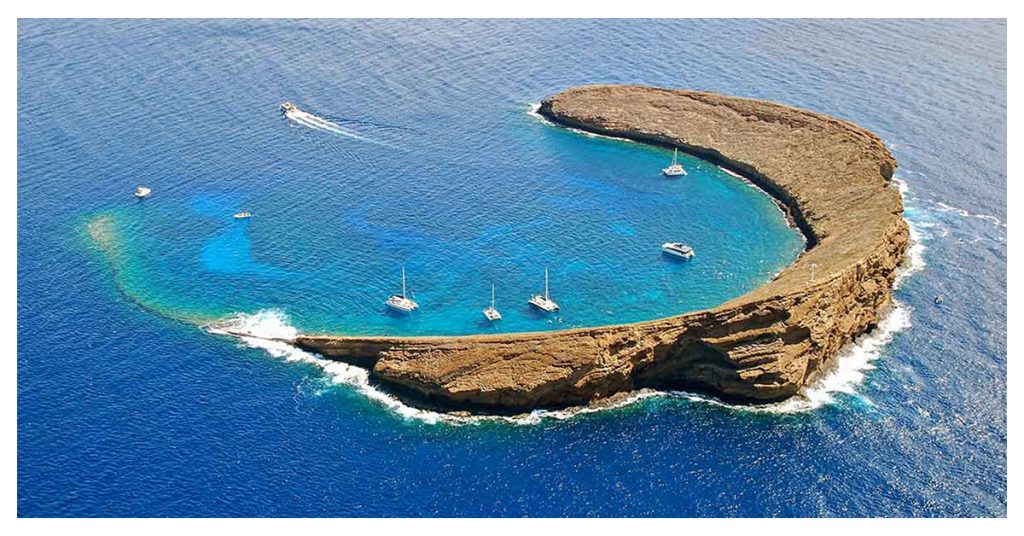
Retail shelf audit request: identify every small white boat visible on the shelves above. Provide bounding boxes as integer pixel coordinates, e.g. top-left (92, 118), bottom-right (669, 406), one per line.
top-left (661, 242), bottom-right (695, 260)
top-left (281, 102), bottom-right (296, 114)
top-left (482, 284), bottom-right (502, 322)
top-left (528, 268), bottom-right (559, 312)
top-left (385, 266), bottom-right (419, 313)
top-left (662, 148), bottom-right (687, 177)
top-left (134, 186), bottom-right (152, 199)
top-left (233, 211), bottom-right (252, 219)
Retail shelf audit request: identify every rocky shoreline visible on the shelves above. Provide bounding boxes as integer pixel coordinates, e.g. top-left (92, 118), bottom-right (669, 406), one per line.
top-left (295, 85), bottom-right (909, 414)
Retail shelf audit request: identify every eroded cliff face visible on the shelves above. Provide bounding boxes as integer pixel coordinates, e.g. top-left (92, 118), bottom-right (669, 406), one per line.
top-left (295, 85), bottom-right (909, 413)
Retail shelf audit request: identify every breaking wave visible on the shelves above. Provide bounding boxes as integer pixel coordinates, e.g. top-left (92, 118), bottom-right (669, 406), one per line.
top-left (527, 102), bottom-right (636, 143)
top-left (201, 161), bottom-right (925, 424)
top-left (205, 310), bottom-right (451, 424)
top-left (205, 309), bottom-right (606, 428)
top-left (896, 215), bottom-right (928, 289)
top-left (932, 201), bottom-right (1005, 227)
top-left (204, 309), bottom-right (669, 426)
top-left (676, 176), bottom-right (926, 413)
top-left (891, 177), bottom-right (930, 288)
top-left (207, 299), bottom-right (912, 423)
top-left (671, 301), bottom-right (911, 413)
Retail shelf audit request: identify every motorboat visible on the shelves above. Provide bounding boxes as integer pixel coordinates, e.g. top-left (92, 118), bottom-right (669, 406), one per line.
top-left (661, 242), bottom-right (695, 259)
top-left (482, 284), bottom-right (502, 322)
top-left (385, 266), bottom-right (419, 313)
top-left (134, 186), bottom-right (152, 199)
top-left (528, 268), bottom-right (559, 312)
top-left (662, 148), bottom-right (687, 176)
top-left (233, 211), bottom-right (252, 219)
top-left (281, 102), bottom-right (296, 114)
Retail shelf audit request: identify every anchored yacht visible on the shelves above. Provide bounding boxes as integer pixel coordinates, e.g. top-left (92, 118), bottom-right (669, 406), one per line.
top-left (482, 284), bottom-right (502, 322)
top-left (661, 242), bottom-right (695, 260)
top-left (662, 148), bottom-right (687, 177)
top-left (385, 266), bottom-right (419, 313)
top-left (134, 186), bottom-right (152, 199)
top-left (528, 268), bottom-right (559, 312)
top-left (233, 211), bottom-right (252, 219)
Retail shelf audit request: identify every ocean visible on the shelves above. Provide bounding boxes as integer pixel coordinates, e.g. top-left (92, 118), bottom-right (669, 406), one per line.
top-left (18, 19), bottom-right (1006, 516)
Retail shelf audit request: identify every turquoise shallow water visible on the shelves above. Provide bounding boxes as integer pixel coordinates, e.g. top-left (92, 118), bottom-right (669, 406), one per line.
top-left (80, 94), bottom-right (802, 336)
top-left (19, 19), bottom-right (1006, 517)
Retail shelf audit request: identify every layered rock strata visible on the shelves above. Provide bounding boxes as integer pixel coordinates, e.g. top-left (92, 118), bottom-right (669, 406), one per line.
top-left (295, 85), bottom-right (908, 413)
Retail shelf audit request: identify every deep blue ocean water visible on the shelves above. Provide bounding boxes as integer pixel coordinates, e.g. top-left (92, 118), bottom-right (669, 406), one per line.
top-left (18, 19), bottom-right (1006, 517)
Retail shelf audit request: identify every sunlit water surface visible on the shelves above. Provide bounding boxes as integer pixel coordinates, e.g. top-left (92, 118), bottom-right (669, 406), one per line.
top-left (19, 19), bottom-right (1005, 516)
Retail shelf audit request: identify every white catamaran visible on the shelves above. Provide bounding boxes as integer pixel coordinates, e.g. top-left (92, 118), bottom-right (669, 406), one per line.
top-left (385, 266), bottom-right (419, 313)
top-left (482, 284), bottom-right (502, 322)
top-left (661, 242), bottom-right (695, 259)
top-left (528, 268), bottom-right (559, 312)
top-left (662, 148), bottom-right (688, 177)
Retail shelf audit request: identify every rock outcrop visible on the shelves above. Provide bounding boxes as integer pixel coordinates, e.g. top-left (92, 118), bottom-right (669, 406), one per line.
top-left (295, 85), bottom-right (909, 413)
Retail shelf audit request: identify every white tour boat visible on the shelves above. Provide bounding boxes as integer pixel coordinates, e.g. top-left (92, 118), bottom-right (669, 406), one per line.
top-left (661, 242), bottom-right (695, 260)
top-left (233, 211), bottom-right (252, 219)
top-left (482, 284), bottom-right (502, 322)
top-left (662, 148), bottom-right (687, 176)
top-left (528, 268), bottom-right (559, 312)
top-left (385, 266), bottom-right (419, 313)
top-left (134, 186), bottom-right (152, 199)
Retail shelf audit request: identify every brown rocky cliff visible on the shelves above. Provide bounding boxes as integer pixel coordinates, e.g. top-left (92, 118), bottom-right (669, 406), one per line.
top-left (295, 85), bottom-right (908, 413)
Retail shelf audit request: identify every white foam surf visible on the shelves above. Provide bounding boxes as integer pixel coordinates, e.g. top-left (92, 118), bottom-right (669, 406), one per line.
top-left (527, 102), bottom-right (636, 143)
top-left (933, 201), bottom-right (1005, 227)
top-left (896, 176), bottom-right (1003, 248)
top-left (675, 175), bottom-right (924, 413)
top-left (205, 156), bottom-right (924, 423)
top-left (207, 302), bottom-right (913, 421)
top-left (890, 176), bottom-right (930, 289)
top-left (895, 217), bottom-right (928, 289)
top-left (670, 301), bottom-right (911, 413)
top-left (205, 310), bottom-right (451, 424)
top-left (696, 174), bottom-right (925, 412)
top-left (205, 309), bottom-right (664, 426)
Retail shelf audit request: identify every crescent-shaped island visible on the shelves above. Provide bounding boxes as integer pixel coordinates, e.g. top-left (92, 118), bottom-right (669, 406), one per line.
top-left (292, 85), bottom-right (909, 413)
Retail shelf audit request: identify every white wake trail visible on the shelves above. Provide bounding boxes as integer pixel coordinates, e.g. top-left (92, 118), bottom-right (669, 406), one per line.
top-left (284, 108), bottom-right (390, 146)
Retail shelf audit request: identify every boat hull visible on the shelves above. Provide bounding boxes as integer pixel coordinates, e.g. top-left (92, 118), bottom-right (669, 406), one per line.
top-left (482, 308), bottom-right (502, 321)
top-left (661, 247), bottom-right (694, 259)
top-left (386, 296), bottom-right (418, 313)
top-left (528, 297), bottom-right (559, 312)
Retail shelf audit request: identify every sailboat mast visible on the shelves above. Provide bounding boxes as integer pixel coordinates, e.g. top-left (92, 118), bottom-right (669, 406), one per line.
top-left (401, 266), bottom-right (407, 298)
top-left (544, 268), bottom-right (549, 300)
top-left (491, 284), bottom-right (496, 308)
